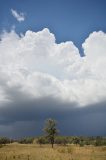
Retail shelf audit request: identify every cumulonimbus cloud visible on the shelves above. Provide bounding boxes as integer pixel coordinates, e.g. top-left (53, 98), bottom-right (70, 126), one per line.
top-left (11, 9), bottom-right (25, 22)
top-left (0, 28), bottom-right (106, 107)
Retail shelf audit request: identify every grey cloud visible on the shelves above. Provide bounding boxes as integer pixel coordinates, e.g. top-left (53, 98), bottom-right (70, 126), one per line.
top-left (0, 95), bottom-right (106, 138)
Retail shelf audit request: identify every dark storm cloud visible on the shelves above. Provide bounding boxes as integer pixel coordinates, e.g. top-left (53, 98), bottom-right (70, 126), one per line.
top-left (60, 102), bottom-right (106, 136)
top-left (0, 92), bottom-right (106, 138)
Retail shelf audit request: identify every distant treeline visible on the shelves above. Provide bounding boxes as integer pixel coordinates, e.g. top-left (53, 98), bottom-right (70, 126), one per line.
top-left (0, 136), bottom-right (106, 146)
top-left (36, 136), bottom-right (106, 146)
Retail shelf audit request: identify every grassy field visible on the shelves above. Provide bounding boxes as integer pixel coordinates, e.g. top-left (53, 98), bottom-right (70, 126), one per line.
top-left (0, 143), bottom-right (106, 160)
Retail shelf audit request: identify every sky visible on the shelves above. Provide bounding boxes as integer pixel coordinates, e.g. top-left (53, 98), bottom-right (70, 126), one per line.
top-left (0, 0), bottom-right (106, 138)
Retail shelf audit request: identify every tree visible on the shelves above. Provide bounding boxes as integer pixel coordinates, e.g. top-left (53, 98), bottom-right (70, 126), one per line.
top-left (36, 137), bottom-right (49, 146)
top-left (44, 118), bottom-right (58, 148)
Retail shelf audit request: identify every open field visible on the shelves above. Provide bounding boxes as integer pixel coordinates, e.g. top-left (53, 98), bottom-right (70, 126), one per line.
top-left (0, 143), bottom-right (106, 160)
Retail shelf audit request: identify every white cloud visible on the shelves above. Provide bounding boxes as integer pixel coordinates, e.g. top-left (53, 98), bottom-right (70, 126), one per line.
top-left (0, 28), bottom-right (106, 107)
top-left (82, 31), bottom-right (106, 77)
top-left (11, 9), bottom-right (25, 22)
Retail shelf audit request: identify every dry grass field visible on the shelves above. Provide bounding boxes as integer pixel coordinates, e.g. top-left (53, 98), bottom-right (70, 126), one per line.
top-left (0, 143), bottom-right (106, 160)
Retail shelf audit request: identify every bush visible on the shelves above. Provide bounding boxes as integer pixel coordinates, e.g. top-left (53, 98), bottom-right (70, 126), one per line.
top-left (72, 137), bottom-right (80, 145)
top-left (18, 137), bottom-right (34, 144)
top-left (55, 136), bottom-right (69, 145)
top-left (0, 137), bottom-right (10, 144)
top-left (94, 137), bottom-right (106, 146)
top-left (36, 136), bottom-right (49, 145)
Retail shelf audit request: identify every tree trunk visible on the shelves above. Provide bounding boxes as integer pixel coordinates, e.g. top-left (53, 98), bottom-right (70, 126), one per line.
top-left (52, 142), bottom-right (54, 148)
top-left (51, 139), bottom-right (54, 148)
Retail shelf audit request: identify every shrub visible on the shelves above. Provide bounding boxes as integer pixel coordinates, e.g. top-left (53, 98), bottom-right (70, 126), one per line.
top-left (18, 137), bottom-right (34, 144)
top-left (0, 137), bottom-right (10, 144)
top-left (36, 136), bottom-right (49, 145)
top-left (55, 136), bottom-right (69, 145)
